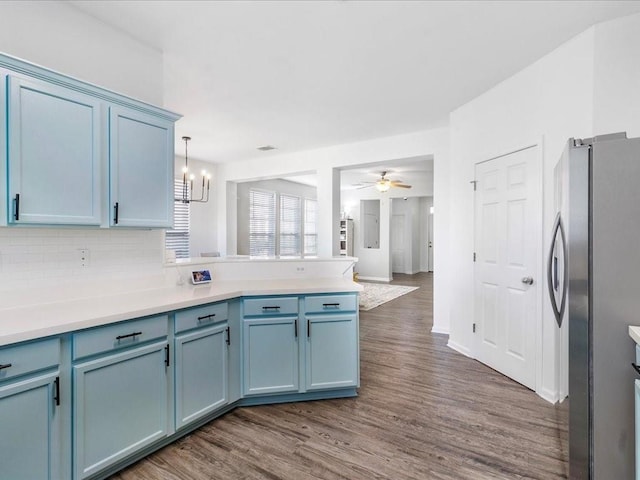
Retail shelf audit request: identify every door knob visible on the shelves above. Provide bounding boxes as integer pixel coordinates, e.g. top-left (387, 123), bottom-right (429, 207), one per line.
top-left (521, 276), bottom-right (534, 285)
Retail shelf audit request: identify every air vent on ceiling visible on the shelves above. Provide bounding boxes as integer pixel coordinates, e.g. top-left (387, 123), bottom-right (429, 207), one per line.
top-left (257, 145), bottom-right (276, 151)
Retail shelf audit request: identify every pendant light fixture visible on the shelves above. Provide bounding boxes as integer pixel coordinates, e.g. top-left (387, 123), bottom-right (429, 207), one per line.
top-left (176, 136), bottom-right (210, 203)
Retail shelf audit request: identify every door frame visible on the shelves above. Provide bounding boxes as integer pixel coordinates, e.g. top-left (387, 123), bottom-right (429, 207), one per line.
top-left (472, 139), bottom-right (544, 395)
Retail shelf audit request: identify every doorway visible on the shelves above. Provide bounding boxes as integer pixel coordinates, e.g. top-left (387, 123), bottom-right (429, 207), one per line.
top-left (473, 145), bottom-right (542, 390)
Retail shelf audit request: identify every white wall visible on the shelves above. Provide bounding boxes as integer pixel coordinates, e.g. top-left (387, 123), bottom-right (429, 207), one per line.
top-left (443, 27), bottom-right (597, 402)
top-left (593, 12), bottom-right (640, 137)
top-left (215, 129), bottom-right (448, 262)
top-left (0, 1), bottom-right (163, 105)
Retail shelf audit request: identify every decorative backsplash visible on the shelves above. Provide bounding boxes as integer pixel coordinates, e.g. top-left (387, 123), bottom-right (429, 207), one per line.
top-left (0, 228), bottom-right (164, 290)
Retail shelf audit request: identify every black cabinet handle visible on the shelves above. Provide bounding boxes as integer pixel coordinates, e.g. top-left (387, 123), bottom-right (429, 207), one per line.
top-left (307, 319), bottom-right (310, 337)
top-left (113, 202), bottom-right (119, 224)
top-left (0, 363), bottom-right (12, 371)
top-left (14, 194), bottom-right (20, 221)
top-left (54, 376), bottom-right (60, 406)
top-left (116, 331), bottom-right (142, 341)
top-left (198, 313), bottom-right (216, 322)
top-left (225, 326), bottom-right (231, 346)
top-left (294, 319), bottom-right (298, 338)
top-left (322, 303), bottom-right (340, 308)
top-left (165, 345), bottom-right (170, 367)
top-left (262, 306), bottom-right (280, 311)
top-left (632, 363), bottom-right (640, 375)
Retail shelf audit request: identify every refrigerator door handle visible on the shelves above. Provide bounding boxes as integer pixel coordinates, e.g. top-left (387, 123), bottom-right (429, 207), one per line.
top-left (547, 212), bottom-right (568, 328)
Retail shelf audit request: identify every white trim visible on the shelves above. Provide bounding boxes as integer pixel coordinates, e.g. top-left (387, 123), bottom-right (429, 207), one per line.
top-left (357, 276), bottom-right (392, 283)
top-left (431, 325), bottom-right (450, 335)
top-left (447, 340), bottom-right (472, 358)
top-left (537, 387), bottom-right (559, 405)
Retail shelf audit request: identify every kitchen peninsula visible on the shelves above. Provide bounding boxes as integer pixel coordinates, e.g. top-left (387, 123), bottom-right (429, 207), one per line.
top-left (0, 256), bottom-right (361, 480)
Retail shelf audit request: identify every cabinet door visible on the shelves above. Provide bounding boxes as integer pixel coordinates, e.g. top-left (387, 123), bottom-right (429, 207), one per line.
top-left (7, 76), bottom-right (102, 225)
top-left (73, 341), bottom-right (168, 480)
top-left (636, 380), bottom-right (640, 480)
top-left (0, 372), bottom-right (61, 480)
top-left (109, 107), bottom-right (174, 227)
top-left (243, 317), bottom-right (299, 396)
top-left (306, 314), bottom-right (359, 391)
top-left (175, 324), bottom-right (228, 429)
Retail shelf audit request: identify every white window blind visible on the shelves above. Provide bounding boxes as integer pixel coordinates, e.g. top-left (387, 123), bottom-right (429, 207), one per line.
top-left (165, 179), bottom-right (190, 259)
top-left (304, 198), bottom-right (318, 255)
top-left (280, 194), bottom-right (301, 256)
top-left (250, 189), bottom-right (276, 256)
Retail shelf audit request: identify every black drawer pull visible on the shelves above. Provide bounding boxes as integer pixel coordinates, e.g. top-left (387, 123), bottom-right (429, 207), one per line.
top-left (225, 327), bottom-right (231, 346)
top-left (116, 331), bottom-right (142, 341)
top-left (294, 319), bottom-right (298, 338)
top-left (262, 306), bottom-right (280, 311)
top-left (632, 363), bottom-right (640, 375)
top-left (113, 202), bottom-right (119, 224)
top-left (54, 376), bottom-right (60, 406)
top-left (322, 303), bottom-right (340, 308)
top-left (0, 363), bottom-right (12, 371)
top-left (165, 345), bottom-right (170, 367)
top-left (307, 319), bottom-right (310, 337)
top-left (14, 194), bottom-right (20, 221)
top-left (197, 313), bottom-right (216, 321)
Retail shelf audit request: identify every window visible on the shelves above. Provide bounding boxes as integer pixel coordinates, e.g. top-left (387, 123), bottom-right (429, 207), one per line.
top-left (280, 194), bottom-right (301, 256)
top-left (250, 189), bottom-right (276, 256)
top-left (165, 179), bottom-right (190, 259)
top-left (304, 198), bottom-right (317, 255)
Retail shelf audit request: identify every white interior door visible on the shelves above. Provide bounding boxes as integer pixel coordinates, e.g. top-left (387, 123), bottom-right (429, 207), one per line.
top-left (391, 214), bottom-right (405, 273)
top-left (427, 209), bottom-right (433, 272)
top-left (474, 146), bottom-right (541, 390)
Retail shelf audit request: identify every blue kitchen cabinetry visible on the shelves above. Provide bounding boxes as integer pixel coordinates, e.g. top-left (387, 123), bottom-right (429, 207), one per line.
top-left (0, 338), bottom-right (62, 480)
top-left (72, 315), bottom-right (170, 480)
top-left (7, 75), bottom-right (102, 225)
top-left (0, 53), bottom-right (180, 228)
top-left (109, 107), bottom-right (174, 228)
top-left (242, 293), bottom-right (360, 397)
top-left (305, 294), bottom-right (359, 391)
top-left (242, 296), bottom-right (300, 396)
top-left (174, 302), bottom-right (230, 429)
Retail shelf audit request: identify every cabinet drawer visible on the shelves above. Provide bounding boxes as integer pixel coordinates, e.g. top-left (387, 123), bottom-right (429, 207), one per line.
top-left (243, 297), bottom-right (298, 316)
top-left (305, 294), bottom-right (357, 314)
top-left (73, 315), bottom-right (168, 360)
top-left (636, 345), bottom-right (640, 365)
top-left (175, 302), bottom-right (229, 334)
top-left (0, 338), bottom-right (60, 382)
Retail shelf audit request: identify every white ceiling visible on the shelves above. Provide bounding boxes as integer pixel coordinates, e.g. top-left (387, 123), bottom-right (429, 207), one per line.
top-left (68, 1), bottom-right (640, 165)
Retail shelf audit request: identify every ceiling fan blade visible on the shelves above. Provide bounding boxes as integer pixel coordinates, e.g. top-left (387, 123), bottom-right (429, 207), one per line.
top-left (393, 184), bottom-right (412, 189)
top-left (356, 184), bottom-right (374, 190)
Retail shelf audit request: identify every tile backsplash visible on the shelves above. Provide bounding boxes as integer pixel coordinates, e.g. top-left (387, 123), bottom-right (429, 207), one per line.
top-left (0, 227), bottom-right (164, 290)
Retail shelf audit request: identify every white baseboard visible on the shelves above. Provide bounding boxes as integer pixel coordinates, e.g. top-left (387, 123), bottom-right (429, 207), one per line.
top-left (431, 325), bottom-right (450, 335)
top-left (358, 276), bottom-right (392, 283)
top-left (537, 387), bottom-right (559, 405)
top-left (447, 340), bottom-right (472, 358)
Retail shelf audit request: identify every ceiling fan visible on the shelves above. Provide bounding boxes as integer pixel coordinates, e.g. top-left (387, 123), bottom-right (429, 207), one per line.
top-left (357, 171), bottom-right (412, 192)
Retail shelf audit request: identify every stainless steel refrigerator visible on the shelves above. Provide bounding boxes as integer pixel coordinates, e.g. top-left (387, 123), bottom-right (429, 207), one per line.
top-left (548, 132), bottom-right (639, 479)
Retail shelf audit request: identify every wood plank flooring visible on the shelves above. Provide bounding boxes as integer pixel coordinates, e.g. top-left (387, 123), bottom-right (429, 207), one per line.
top-left (111, 272), bottom-right (568, 480)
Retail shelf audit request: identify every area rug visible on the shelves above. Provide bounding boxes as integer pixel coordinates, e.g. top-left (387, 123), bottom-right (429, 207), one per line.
top-left (358, 282), bottom-right (419, 311)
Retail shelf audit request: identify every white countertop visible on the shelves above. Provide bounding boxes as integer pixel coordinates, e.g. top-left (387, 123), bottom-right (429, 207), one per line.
top-left (0, 278), bottom-right (362, 347)
top-left (629, 326), bottom-right (640, 346)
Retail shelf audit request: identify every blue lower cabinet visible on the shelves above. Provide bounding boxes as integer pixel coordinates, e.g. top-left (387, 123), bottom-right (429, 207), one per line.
top-left (175, 323), bottom-right (228, 429)
top-left (73, 341), bottom-right (169, 480)
top-left (0, 371), bottom-right (61, 480)
top-left (306, 314), bottom-right (359, 391)
top-left (243, 317), bottom-right (299, 395)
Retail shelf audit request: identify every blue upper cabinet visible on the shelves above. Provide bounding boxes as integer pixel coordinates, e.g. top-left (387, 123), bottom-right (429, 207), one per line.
top-left (0, 53), bottom-right (181, 228)
top-left (7, 75), bottom-right (102, 225)
top-left (109, 107), bottom-right (174, 228)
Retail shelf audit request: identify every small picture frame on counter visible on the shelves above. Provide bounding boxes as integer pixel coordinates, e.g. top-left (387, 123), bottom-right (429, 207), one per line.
top-left (190, 269), bottom-right (212, 284)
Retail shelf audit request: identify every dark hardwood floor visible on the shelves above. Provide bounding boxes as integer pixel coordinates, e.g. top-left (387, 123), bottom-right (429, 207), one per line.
top-left (111, 272), bottom-right (568, 480)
